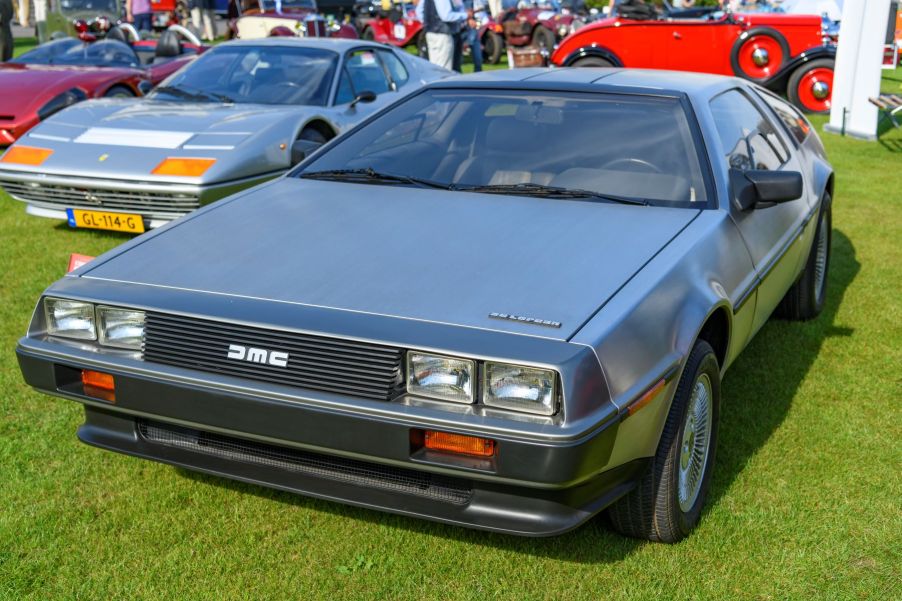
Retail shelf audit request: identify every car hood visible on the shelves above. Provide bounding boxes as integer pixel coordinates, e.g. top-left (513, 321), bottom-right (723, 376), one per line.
top-left (13, 99), bottom-right (315, 181)
top-left (83, 179), bottom-right (699, 340)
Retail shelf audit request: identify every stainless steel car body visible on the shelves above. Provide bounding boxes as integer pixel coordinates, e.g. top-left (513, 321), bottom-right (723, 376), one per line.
top-left (16, 69), bottom-right (834, 535)
top-left (0, 38), bottom-right (451, 229)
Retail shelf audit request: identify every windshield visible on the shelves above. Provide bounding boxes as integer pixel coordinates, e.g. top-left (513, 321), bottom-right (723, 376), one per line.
top-left (259, 0), bottom-right (317, 10)
top-left (297, 89), bottom-right (709, 207)
top-left (152, 45), bottom-right (338, 106)
top-left (11, 39), bottom-right (138, 67)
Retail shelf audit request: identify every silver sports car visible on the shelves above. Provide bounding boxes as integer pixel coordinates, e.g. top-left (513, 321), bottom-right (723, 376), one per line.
top-left (0, 38), bottom-right (450, 234)
top-left (16, 69), bottom-right (834, 541)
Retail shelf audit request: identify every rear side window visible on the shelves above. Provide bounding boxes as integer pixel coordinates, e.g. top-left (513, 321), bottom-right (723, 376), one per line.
top-left (756, 90), bottom-right (812, 144)
top-left (710, 89), bottom-right (789, 171)
top-left (378, 49), bottom-right (409, 89)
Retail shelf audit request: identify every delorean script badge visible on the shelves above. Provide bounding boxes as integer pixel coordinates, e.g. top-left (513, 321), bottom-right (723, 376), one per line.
top-left (489, 312), bottom-right (562, 329)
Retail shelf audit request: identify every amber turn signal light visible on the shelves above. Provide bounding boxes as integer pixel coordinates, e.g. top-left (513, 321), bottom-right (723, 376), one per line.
top-left (0, 145), bottom-right (53, 166)
top-left (424, 430), bottom-right (496, 457)
top-left (151, 157), bottom-right (216, 177)
top-left (81, 369), bottom-right (115, 402)
top-left (627, 378), bottom-right (666, 417)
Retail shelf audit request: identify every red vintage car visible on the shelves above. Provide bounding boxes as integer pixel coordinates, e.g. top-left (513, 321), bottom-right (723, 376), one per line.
top-left (550, 12), bottom-right (836, 113)
top-left (501, 1), bottom-right (587, 52)
top-left (0, 29), bottom-right (203, 145)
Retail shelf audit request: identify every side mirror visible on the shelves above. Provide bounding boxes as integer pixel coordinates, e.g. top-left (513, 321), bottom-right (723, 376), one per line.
top-left (290, 139), bottom-right (324, 165)
top-left (349, 90), bottom-right (377, 108)
top-left (730, 169), bottom-right (803, 211)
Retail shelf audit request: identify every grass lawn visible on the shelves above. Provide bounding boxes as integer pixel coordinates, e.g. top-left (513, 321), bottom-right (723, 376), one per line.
top-left (1, 53), bottom-right (900, 598)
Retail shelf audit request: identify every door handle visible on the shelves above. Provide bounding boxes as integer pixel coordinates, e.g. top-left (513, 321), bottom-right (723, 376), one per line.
top-left (673, 31), bottom-right (682, 39)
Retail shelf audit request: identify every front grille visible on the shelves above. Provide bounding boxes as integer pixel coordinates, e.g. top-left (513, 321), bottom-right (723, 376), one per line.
top-left (0, 180), bottom-right (199, 215)
top-left (143, 313), bottom-right (404, 401)
top-left (138, 419), bottom-right (472, 505)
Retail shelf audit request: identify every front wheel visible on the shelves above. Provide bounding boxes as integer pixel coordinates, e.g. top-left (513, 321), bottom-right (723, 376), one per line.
top-left (531, 25), bottom-right (555, 52)
top-left (104, 85), bottom-right (135, 98)
top-left (482, 30), bottom-right (503, 64)
top-left (777, 197), bottom-right (832, 320)
top-left (572, 56), bottom-right (614, 68)
top-left (361, 26), bottom-right (375, 41)
top-left (787, 58), bottom-right (835, 114)
top-left (607, 340), bottom-right (721, 543)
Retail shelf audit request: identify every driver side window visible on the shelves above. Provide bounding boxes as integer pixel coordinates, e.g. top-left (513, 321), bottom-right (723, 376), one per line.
top-left (335, 49), bottom-right (391, 105)
top-left (710, 89), bottom-right (789, 172)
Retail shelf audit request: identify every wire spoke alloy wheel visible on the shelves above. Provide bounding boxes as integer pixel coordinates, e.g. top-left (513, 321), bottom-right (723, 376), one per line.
top-left (814, 211), bottom-right (829, 305)
top-left (678, 373), bottom-right (713, 513)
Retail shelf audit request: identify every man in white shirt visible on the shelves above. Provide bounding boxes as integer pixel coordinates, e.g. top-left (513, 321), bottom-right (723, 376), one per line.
top-left (416, 0), bottom-right (469, 71)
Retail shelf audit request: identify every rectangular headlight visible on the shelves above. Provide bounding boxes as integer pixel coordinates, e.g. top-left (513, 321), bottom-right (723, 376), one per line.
top-left (484, 362), bottom-right (557, 416)
top-left (97, 306), bottom-right (145, 350)
top-left (407, 352), bottom-right (474, 404)
top-left (44, 297), bottom-right (96, 340)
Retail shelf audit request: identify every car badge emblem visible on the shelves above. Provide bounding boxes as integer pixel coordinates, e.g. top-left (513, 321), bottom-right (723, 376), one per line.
top-left (489, 312), bottom-right (561, 328)
top-left (98, 154), bottom-right (109, 162)
top-left (226, 343), bottom-right (289, 368)
top-left (80, 190), bottom-right (102, 205)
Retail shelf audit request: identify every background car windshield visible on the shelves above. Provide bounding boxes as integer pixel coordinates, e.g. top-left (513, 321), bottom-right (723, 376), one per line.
top-left (299, 89), bottom-right (709, 206)
top-left (154, 46), bottom-right (338, 106)
top-left (11, 39), bottom-right (138, 67)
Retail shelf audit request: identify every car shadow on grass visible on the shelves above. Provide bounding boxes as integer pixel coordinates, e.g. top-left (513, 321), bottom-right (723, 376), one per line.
top-left (174, 229), bottom-right (859, 563)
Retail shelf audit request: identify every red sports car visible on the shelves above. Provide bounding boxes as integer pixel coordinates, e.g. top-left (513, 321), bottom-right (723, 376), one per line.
top-left (0, 30), bottom-right (203, 146)
top-left (550, 12), bottom-right (836, 113)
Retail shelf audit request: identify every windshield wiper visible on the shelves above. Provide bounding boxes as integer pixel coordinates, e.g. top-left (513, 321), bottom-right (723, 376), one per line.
top-left (153, 85), bottom-right (233, 103)
top-left (454, 182), bottom-right (648, 206)
top-left (298, 168), bottom-right (453, 190)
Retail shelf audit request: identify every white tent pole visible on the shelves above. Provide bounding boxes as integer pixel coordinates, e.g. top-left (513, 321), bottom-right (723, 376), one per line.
top-left (825, 0), bottom-right (892, 140)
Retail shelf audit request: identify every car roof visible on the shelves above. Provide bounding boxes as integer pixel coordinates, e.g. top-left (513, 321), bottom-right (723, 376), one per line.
top-left (432, 68), bottom-right (743, 102)
top-left (214, 37), bottom-right (387, 52)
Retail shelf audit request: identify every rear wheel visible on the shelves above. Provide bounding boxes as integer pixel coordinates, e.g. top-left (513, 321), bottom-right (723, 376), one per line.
top-left (730, 27), bottom-right (790, 81)
top-left (572, 56), bottom-right (614, 68)
top-left (777, 197), bottom-right (832, 320)
top-left (482, 30), bottom-right (503, 64)
top-left (531, 25), bottom-right (555, 52)
top-left (607, 340), bottom-right (721, 543)
top-left (104, 85), bottom-right (135, 98)
top-left (787, 58), bottom-right (835, 114)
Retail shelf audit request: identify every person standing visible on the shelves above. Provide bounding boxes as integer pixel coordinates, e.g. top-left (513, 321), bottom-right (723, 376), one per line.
top-left (463, 0), bottom-right (484, 72)
top-left (191, 0), bottom-right (217, 41)
top-left (0, 0), bottom-right (13, 62)
top-left (127, 0), bottom-right (153, 32)
top-left (416, 0), bottom-right (468, 71)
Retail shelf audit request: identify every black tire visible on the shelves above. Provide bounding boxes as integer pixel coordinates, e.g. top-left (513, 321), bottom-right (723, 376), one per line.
top-left (531, 25), bottom-right (555, 52)
top-left (482, 30), bottom-right (503, 65)
top-left (361, 26), bottom-right (375, 41)
top-left (608, 340), bottom-right (721, 543)
top-left (104, 85), bottom-right (135, 98)
top-left (776, 197), bottom-right (832, 320)
top-left (729, 26), bottom-right (790, 81)
top-left (786, 58), bottom-right (835, 114)
top-left (572, 56), bottom-right (614, 68)
top-left (299, 126), bottom-right (329, 144)
top-left (416, 30), bottom-right (428, 59)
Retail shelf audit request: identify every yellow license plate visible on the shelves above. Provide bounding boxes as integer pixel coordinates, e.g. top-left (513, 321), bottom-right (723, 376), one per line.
top-left (66, 208), bottom-right (145, 234)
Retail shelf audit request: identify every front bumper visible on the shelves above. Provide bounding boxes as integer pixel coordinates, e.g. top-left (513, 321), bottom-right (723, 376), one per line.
top-left (17, 341), bottom-right (641, 536)
top-left (0, 169), bottom-right (281, 227)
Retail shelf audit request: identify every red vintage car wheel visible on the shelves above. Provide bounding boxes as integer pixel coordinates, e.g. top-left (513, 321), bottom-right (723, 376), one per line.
top-left (731, 27), bottom-right (789, 81)
top-left (788, 59), bottom-right (835, 114)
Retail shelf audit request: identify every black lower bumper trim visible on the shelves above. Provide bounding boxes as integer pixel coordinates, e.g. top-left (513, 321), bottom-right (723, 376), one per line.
top-left (137, 418), bottom-right (473, 505)
top-left (78, 407), bottom-right (648, 536)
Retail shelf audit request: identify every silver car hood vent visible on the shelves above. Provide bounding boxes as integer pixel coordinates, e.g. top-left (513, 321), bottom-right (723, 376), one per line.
top-left (83, 179), bottom-right (698, 340)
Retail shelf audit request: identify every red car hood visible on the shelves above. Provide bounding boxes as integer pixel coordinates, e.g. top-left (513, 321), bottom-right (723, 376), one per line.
top-left (0, 64), bottom-right (136, 119)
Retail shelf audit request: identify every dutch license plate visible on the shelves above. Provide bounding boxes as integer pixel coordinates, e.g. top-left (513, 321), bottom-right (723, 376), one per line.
top-left (66, 208), bottom-right (145, 234)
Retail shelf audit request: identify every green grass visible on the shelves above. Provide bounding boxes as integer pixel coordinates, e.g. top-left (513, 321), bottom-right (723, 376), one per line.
top-left (1, 70), bottom-right (901, 600)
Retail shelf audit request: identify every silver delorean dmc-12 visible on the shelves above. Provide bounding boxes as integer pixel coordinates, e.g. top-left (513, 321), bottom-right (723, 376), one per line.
top-left (16, 68), bottom-right (834, 542)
